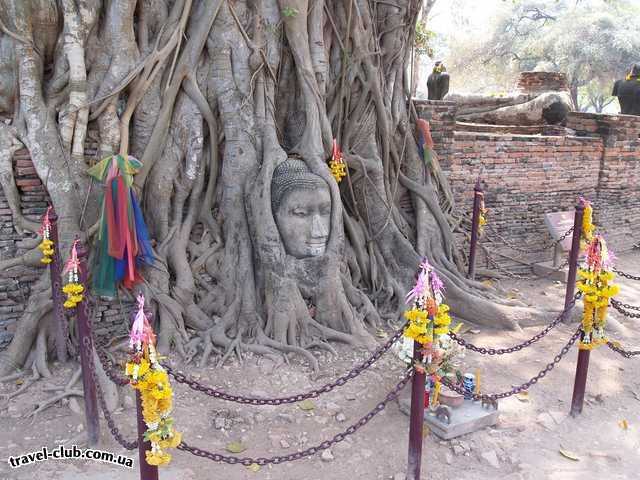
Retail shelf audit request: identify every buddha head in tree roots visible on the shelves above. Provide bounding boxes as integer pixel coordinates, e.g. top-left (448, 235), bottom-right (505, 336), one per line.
top-left (271, 159), bottom-right (331, 259)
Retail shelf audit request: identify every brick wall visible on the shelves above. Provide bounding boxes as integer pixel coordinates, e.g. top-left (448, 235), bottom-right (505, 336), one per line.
top-left (0, 149), bottom-right (49, 345)
top-left (0, 148), bottom-right (132, 345)
top-left (449, 133), bottom-right (603, 271)
top-left (413, 100), bottom-right (457, 170)
top-left (567, 113), bottom-right (640, 249)
top-left (516, 71), bottom-right (569, 94)
top-left (415, 102), bottom-right (640, 272)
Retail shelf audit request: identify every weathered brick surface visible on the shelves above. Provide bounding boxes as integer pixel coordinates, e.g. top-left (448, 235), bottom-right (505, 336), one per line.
top-left (414, 100), bottom-right (457, 170)
top-left (516, 71), bottom-right (570, 94)
top-left (448, 132), bottom-right (603, 271)
top-left (415, 104), bottom-right (640, 272)
top-left (0, 149), bottom-right (49, 345)
top-left (0, 146), bottom-right (128, 345)
top-left (455, 122), bottom-right (545, 135)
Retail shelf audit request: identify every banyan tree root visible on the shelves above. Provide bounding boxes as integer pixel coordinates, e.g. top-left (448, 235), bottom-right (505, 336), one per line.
top-left (0, 0), bottom-right (549, 385)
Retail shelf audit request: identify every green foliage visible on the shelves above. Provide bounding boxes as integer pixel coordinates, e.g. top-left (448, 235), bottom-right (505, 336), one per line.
top-left (578, 78), bottom-right (616, 112)
top-left (415, 21), bottom-right (436, 57)
top-left (282, 6), bottom-right (298, 18)
top-left (444, 0), bottom-right (640, 99)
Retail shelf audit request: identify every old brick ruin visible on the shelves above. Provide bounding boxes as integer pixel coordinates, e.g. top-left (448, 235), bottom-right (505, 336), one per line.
top-left (1, 75), bottom-right (639, 343)
top-left (0, 141), bottom-right (133, 347)
top-left (414, 101), bottom-right (640, 274)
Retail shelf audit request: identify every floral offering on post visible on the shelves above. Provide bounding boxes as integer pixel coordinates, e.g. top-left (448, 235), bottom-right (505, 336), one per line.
top-left (125, 295), bottom-right (180, 466)
top-left (329, 139), bottom-right (347, 182)
top-left (62, 240), bottom-right (84, 309)
top-left (580, 198), bottom-right (595, 248)
top-left (38, 207), bottom-right (55, 265)
top-left (576, 235), bottom-right (619, 350)
top-left (478, 194), bottom-right (487, 236)
top-left (402, 259), bottom-right (461, 409)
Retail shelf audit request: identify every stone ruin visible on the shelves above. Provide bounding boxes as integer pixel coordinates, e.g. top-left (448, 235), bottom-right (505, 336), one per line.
top-left (412, 70), bottom-right (639, 277)
top-left (1, 72), bottom-right (639, 347)
top-left (445, 71), bottom-right (574, 127)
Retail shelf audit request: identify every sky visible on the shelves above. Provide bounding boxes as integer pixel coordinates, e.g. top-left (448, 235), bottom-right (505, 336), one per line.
top-left (428, 0), bottom-right (507, 60)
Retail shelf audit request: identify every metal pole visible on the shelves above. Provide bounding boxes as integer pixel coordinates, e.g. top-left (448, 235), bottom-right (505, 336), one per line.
top-left (570, 350), bottom-right (590, 417)
top-left (467, 177), bottom-right (483, 280)
top-left (406, 341), bottom-right (425, 480)
top-left (567, 200), bottom-right (588, 417)
top-left (564, 202), bottom-right (585, 312)
top-left (48, 209), bottom-right (68, 363)
top-left (136, 391), bottom-right (159, 480)
top-left (75, 240), bottom-right (100, 445)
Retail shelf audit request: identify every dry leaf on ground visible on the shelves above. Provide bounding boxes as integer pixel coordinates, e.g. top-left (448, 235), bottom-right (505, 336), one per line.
top-left (226, 441), bottom-right (247, 454)
top-left (298, 399), bottom-right (315, 411)
top-left (559, 448), bottom-right (580, 461)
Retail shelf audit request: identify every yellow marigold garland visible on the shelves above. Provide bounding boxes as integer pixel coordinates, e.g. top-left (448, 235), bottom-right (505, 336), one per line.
top-left (62, 240), bottom-right (84, 309)
top-left (580, 199), bottom-right (595, 249)
top-left (576, 235), bottom-right (619, 350)
top-left (403, 259), bottom-right (457, 409)
top-left (329, 139), bottom-right (347, 183)
top-left (38, 207), bottom-right (55, 265)
top-left (125, 295), bottom-right (180, 466)
top-left (478, 194), bottom-right (487, 236)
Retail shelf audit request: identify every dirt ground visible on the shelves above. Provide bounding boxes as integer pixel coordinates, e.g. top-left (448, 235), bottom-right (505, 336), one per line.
top-left (1, 252), bottom-right (639, 480)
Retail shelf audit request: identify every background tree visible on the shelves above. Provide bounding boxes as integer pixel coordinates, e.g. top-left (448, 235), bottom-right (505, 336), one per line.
top-left (437, 0), bottom-right (640, 110)
top-left (579, 78), bottom-right (616, 113)
top-left (0, 0), bottom-right (542, 399)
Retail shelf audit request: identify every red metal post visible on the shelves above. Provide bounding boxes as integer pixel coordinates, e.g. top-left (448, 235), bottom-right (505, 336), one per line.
top-left (75, 240), bottom-right (100, 445)
top-left (406, 341), bottom-right (425, 480)
top-left (136, 391), bottom-right (159, 480)
top-left (570, 350), bottom-right (591, 417)
top-left (564, 201), bottom-right (585, 312)
top-left (467, 177), bottom-right (483, 280)
top-left (567, 200), bottom-right (589, 417)
top-left (48, 209), bottom-right (68, 363)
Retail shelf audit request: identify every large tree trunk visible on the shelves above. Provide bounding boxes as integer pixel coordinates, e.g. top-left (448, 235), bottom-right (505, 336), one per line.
top-left (0, 0), bottom-right (541, 377)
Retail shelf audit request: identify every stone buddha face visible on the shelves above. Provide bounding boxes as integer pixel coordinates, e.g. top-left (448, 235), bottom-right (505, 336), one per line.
top-left (271, 159), bottom-right (331, 259)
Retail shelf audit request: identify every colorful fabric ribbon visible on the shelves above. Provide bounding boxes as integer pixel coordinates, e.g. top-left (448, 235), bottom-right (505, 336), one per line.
top-left (88, 155), bottom-right (153, 297)
top-left (416, 119), bottom-right (435, 167)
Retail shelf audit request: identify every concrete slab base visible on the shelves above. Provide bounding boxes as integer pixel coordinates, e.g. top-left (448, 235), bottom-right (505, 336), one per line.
top-left (533, 260), bottom-right (569, 282)
top-left (424, 400), bottom-right (499, 440)
top-left (398, 393), bottom-right (499, 440)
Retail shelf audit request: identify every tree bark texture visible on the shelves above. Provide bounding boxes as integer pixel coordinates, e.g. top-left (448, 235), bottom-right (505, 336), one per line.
top-left (0, 0), bottom-right (543, 377)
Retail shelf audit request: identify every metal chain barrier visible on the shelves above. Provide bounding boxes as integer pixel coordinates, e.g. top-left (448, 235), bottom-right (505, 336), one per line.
top-left (611, 299), bottom-right (640, 319)
top-left (95, 376), bottom-right (139, 450)
top-left (483, 247), bottom-right (571, 280)
top-left (86, 298), bottom-right (131, 386)
top-left (176, 370), bottom-right (412, 466)
top-left (442, 326), bottom-right (581, 400)
top-left (165, 323), bottom-right (407, 405)
top-left (448, 293), bottom-right (580, 355)
top-left (606, 341), bottom-right (640, 358)
top-left (612, 300), bottom-right (640, 312)
top-left (455, 209), bottom-right (573, 256)
top-left (613, 267), bottom-right (640, 282)
top-left (84, 301), bottom-right (138, 450)
top-left (484, 224), bottom-right (574, 256)
top-left (94, 338), bottom-right (131, 386)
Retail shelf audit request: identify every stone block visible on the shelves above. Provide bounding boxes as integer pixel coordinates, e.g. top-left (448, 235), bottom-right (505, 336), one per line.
top-left (424, 400), bottom-right (499, 440)
top-left (533, 261), bottom-right (569, 282)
